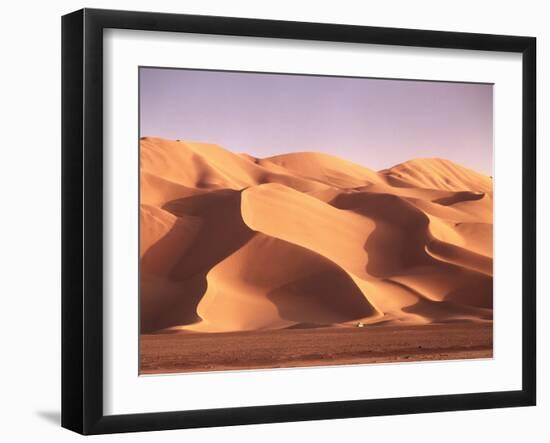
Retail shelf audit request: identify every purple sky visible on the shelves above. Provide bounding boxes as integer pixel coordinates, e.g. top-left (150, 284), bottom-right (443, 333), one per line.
top-left (139, 68), bottom-right (493, 175)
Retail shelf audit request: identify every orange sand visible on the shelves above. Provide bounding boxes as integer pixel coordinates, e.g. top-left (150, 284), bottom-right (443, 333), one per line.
top-left (140, 137), bottom-right (493, 335)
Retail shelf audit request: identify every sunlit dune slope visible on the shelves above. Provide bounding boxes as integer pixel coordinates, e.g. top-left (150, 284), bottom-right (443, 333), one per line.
top-left (379, 158), bottom-right (493, 193)
top-left (140, 137), bottom-right (493, 333)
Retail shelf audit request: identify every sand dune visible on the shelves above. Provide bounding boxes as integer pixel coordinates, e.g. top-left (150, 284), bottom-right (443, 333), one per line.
top-left (140, 137), bottom-right (493, 333)
top-left (379, 158), bottom-right (493, 193)
top-left (259, 151), bottom-right (386, 188)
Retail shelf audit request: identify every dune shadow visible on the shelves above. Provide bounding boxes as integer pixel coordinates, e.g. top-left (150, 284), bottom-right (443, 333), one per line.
top-left (387, 279), bottom-right (494, 322)
top-left (381, 173), bottom-right (419, 188)
top-left (267, 261), bottom-right (377, 325)
top-left (330, 191), bottom-right (493, 315)
top-left (433, 191), bottom-right (485, 206)
top-left (445, 277), bottom-right (493, 309)
top-left (140, 189), bottom-right (255, 333)
top-left (330, 191), bottom-right (433, 278)
top-left (163, 188), bottom-right (239, 216)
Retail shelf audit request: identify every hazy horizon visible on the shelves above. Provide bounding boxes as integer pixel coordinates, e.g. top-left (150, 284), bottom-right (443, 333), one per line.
top-left (140, 67), bottom-right (493, 175)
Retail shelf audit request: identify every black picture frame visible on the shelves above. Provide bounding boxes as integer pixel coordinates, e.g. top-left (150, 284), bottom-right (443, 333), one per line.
top-left (62, 8), bottom-right (536, 435)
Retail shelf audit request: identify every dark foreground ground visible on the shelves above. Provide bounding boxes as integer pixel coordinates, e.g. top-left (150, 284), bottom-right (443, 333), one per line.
top-left (140, 322), bottom-right (493, 375)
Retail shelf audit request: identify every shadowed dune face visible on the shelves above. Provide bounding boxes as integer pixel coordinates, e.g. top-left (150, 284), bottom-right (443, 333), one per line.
top-left (196, 234), bottom-right (377, 331)
top-left (140, 137), bottom-right (493, 333)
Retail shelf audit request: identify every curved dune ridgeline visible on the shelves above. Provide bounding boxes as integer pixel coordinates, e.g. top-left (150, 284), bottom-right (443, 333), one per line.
top-left (140, 137), bottom-right (493, 333)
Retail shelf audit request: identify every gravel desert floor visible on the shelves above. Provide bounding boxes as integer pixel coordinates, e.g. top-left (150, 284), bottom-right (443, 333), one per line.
top-left (140, 322), bottom-right (492, 374)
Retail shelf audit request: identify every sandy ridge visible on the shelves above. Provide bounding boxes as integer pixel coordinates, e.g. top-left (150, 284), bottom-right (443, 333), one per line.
top-left (140, 137), bottom-right (493, 333)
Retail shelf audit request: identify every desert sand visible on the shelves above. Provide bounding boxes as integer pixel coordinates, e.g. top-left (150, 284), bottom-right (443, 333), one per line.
top-left (139, 137), bottom-right (493, 373)
top-left (141, 323), bottom-right (492, 374)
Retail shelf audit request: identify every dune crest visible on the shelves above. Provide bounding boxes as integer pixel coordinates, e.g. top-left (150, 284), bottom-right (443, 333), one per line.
top-left (380, 158), bottom-right (493, 193)
top-left (140, 137), bottom-right (493, 333)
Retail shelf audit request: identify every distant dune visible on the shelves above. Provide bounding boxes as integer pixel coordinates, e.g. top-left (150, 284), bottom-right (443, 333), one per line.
top-left (140, 137), bottom-right (493, 333)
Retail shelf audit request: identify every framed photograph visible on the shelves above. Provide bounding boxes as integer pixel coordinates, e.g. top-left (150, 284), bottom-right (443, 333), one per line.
top-left (62, 8), bottom-right (536, 435)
